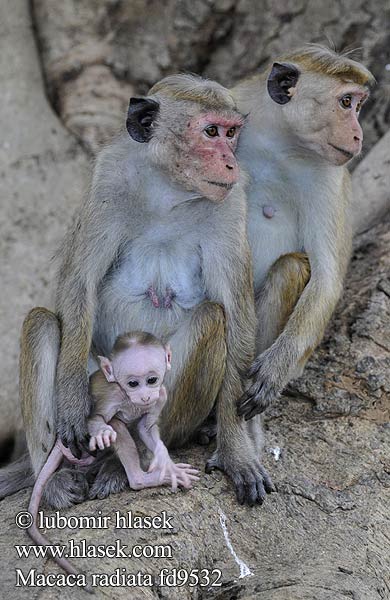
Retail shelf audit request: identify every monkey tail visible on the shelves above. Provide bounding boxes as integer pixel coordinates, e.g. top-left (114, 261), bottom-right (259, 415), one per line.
top-left (27, 442), bottom-right (94, 593)
top-left (0, 453), bottom-right (34, 499)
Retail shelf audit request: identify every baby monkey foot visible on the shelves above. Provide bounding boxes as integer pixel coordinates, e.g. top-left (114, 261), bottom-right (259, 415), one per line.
top-left (149, 460), bottom-right (200, 491)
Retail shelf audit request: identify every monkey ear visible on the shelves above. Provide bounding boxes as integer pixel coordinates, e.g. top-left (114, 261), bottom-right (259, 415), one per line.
top-left (267, 62), bottom-right (300, 105)
top-left (126, 97), bottom-right (160, 143)
top-left (98, 356), bottom-right (116, 383)
top-left (164, 344), bottom-right (172, 371)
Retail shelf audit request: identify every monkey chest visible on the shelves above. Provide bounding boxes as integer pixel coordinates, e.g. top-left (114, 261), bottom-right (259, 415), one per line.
top-left (247, 193), bottom-right (300, 289)
top-left (105, 235), bottom-right (205, 310)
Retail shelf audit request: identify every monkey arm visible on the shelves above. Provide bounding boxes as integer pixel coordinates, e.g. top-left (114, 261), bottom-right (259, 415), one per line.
top-left (201, 209), bottom-right (274, 505)
top-left (88, 394), bottom-right (121, 451)
top-left (54, 185), bottom-right (128, 455)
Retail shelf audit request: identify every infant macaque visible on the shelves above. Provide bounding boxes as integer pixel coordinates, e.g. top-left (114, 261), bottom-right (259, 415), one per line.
top-left (88, 331), bottom-right (199, 491)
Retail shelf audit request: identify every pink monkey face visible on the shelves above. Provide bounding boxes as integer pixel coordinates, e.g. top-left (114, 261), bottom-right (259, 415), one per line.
top-left (99, 345), bottom-right (171, 407)
top-left (172, 111), bottom-right (245, 202)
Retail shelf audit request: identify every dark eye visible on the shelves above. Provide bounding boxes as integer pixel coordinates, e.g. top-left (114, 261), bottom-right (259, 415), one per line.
top-left (147, 376), bottom-right (158, 385)
top-left (340, 95), bottom-right (352, 109)
top-left (226, 127), bottom-right (236, 138)
top-left (128, 381), bottom-right (139, 388)
top-left (205, 125), bottom-right (218, 137)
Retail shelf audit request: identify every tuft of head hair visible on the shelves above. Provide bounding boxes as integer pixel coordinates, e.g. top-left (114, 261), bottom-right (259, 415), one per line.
top-left (112, 331), bottom-right (164, 356)
top-left (278, 44), bottom-right (375, 87)
top-left (148, 74), bottom-right (237, 111)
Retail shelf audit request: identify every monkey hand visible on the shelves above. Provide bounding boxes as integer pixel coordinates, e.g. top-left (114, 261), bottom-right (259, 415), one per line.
top-left (237, 347), bottom-right (283, 420)
top-left (89, 425), bottom-right (117, 452)
top-left (206, 444), bottom-right (275, 506)
top-left (56, 375), bottom-right (91, 458)
top-left (148, 443), bottom-right (200, 491)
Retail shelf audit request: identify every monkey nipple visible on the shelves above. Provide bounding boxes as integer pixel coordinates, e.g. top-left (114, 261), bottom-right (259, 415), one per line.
top-left (147, 286), bottom-right (160, 308)
top-left (164, 287), bottom-right (175, 309)
top-left (262, 205), bottom-right (275, 219)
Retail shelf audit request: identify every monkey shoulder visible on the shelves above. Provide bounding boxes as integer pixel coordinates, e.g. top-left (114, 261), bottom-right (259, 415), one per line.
top-left (89, 371), bottom-right (121, 411)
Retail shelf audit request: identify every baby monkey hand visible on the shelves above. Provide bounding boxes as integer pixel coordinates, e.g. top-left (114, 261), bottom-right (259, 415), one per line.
top-left (89, 424), bottom-right (117, 451)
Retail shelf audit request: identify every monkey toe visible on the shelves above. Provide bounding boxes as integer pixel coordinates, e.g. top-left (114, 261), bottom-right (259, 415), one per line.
top-left (89, 458), bottom-right (128, 500)
top-left (193, 409), bottom-right (217, 446)
top-left (43, 468), bottom-right (89, 508)
top-left (205, 451), bottom-right (222, 474)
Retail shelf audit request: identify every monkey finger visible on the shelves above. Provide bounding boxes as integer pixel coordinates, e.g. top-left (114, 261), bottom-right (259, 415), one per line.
top-left (97, 436), bottom-right (105, 451)
top-left (259, 466), bottom-right (276, 493)
top-left (103, 432), bottom-right (112, 447)
top-left (244, 404), bottom-right (262, 420)
top-left (170, 471), bottom-right (178, 492)
top-left (235, 480), bottom-right (246, 505)
top-left (245, 479), bottom-right (259, 507)
top-left (89, 438), bottom-right (97, 452)
top-left (180, 468), bottom-right (200, 475)
top-left (255, 479), bottom-right (266, 505)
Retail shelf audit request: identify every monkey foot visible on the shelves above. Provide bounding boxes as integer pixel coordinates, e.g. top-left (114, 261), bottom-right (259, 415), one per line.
top-left (194, 419), bottom-right (217, 445)
top-left (88, 455), bottom-right (128, 500)
top-left (43, 468), bottom-right (89, 508)
top-left (147, 460), bottom-right (200, 492)
top-left (206, 449), bottom-right (275, 506)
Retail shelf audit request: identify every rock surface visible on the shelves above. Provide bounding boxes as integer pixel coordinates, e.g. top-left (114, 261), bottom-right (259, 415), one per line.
top-left (0, 2), bottom-right (389, 599)
top-left (32, 0), bottom-right (390, 156)
top-left (0, 0), bottom-right (89, 447)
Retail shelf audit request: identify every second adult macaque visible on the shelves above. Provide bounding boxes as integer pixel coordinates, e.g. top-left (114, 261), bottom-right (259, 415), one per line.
top-left (88, 331), bottom-right (199, 491)
top-left (232, 46), bottom-right (374, 419)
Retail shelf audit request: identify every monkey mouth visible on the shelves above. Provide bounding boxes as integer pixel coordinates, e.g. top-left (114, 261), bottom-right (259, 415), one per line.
top-left (328, 144), bottom-right (354, 160)
top-left (205, 180), bottom-right (234, 190)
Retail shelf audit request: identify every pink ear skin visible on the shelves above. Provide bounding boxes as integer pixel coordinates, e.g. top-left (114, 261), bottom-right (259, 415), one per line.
top-left (98, 355), bottom-right (116, 382)
top-left (165, 345), bottom-right (172, 371)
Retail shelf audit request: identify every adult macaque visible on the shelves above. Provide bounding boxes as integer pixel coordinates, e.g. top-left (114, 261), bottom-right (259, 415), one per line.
top-left (12, 74), bottom-right (273, 507)
top-left (232, 46), bottom-right (374, 419)
top-left (88, 331), bottom-right (199, 491)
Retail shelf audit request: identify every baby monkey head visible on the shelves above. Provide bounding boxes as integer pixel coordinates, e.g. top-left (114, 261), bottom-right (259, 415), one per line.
top-left (98, 331), bottom-right (171, 408)
top-left (126, 74), bottom-right (245, 202)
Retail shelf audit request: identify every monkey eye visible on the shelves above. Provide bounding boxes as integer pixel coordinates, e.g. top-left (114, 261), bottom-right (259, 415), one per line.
top-left (226, 127), bottom-right (236, 138)
top-left (340, 95), bottom-right (352, 109)
top-left (147, 376), bottom-right (158, 385)
top-left (128, 380), bottom-right (139, 388)
top-left (204, 125), bottom-right (218, 137)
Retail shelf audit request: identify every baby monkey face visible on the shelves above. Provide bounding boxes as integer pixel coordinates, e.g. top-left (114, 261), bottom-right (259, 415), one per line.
top-left (99, 344), bottom-right (171, 407)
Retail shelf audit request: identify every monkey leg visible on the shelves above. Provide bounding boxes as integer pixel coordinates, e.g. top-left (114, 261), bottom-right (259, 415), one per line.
top-left (238, 253), bottom-right (311, 420)
top-left (255, 252), bottom-right (311, 355)
top-left (160, 301), bottom-right (227, 448)
top-left (20, 307), bottom-right (89, 508)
